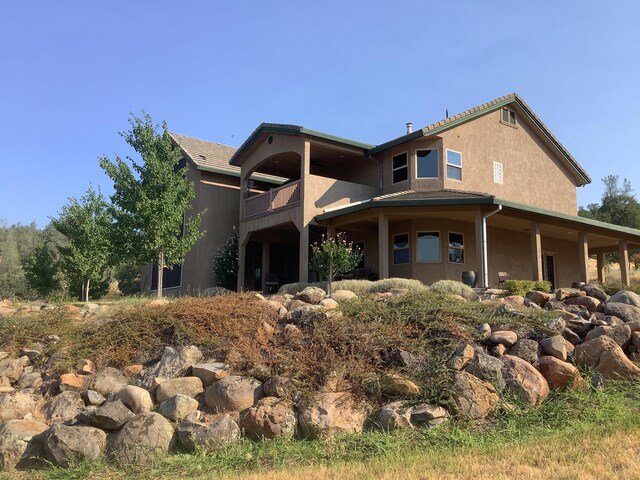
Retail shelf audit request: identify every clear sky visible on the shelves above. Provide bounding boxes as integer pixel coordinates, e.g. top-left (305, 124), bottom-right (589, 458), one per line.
top-left (1, 1), bottom-right (638, 227)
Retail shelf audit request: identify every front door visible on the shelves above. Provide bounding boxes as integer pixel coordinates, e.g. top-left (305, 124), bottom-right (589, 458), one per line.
top-left (543, 253), bottom-right (556, 289)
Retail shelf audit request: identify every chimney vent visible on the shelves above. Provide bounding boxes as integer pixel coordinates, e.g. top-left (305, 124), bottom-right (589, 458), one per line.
top-left (406, 122), bottom-right (413, 134)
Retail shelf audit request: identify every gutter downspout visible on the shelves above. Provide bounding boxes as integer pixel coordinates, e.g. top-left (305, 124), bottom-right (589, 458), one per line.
top-left (482, 205), bottom-right (502, 288)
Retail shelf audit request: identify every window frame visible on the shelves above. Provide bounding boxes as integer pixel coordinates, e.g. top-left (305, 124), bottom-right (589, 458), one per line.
top-left (391, 152), bottom-right (409, 185)
top-left (500, 107), bottom-right (517, 127)
top-left (415, 148), bottom-right (439, 179)
top-left (493, 161), bottom-right (504, 184)
top-left (392, 232), bottom-right (410, 265)
top-left (448, 231), bottom-right (465, 264)
top-left (416, 230), bottom-right (441, 263)
top-left (445, 149), bottom-right (462, 182)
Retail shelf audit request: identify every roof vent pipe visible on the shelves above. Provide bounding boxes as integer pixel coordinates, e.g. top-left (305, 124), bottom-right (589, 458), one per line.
top-left (406, 122), bottom-right (413, 134)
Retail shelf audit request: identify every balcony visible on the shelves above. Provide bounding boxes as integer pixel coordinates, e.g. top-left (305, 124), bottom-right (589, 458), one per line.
top-left (244, 180), bottom-right (301, 219)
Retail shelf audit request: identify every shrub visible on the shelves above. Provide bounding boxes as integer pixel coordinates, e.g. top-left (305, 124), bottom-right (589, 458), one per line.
top-left (115, 264), bottom-right (142, 296)
top-left (278, 278), bottom-right (428, 297)
top-left (602, 282), bottom-right (640, 296)
top-left (502, 279), bottom-right (552, 297)
top-left (213, 228), bottom-right (239, 291)
top-left (430, 280), bottom-right (475, 297)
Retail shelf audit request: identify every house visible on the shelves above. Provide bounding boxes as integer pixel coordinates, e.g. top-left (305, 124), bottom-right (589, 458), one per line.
top-left (230, 94), bottom-right (640, 292)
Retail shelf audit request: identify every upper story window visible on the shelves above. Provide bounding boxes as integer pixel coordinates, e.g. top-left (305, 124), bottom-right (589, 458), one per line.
top-left (446, 150), bottom-right (462, 181)
top-left (392, 153), bottom-right (408, 184)
top-left (416, 149), bottom-right (438, 178)
top-left (417, 231), bottom-right (440, 263)
top-left (393, 233), bottom-right (409, 264)
top-left (501, 108), bottom-right (516, 126)
top-left (493, 161), bottom-right (503, 184)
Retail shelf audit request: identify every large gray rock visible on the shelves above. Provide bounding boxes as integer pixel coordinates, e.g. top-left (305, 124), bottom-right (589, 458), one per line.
top-left (488, 331), bottom-right (518, 347)
top-left (579, 284), bottom-right (609, 303)
top-left (574, 336), bottom-right (640, 380)
top-left (0, 390), bottom-right (37, 422)
top-left (298, 392), bottom-right (367, 438)
top-left (448, 343), bottom-right (475, 370)
top-left (177, 415), bottom-right (240, 452)
top-left (155, 377), bottom-right (203, 404)
top-left (157, 394), bottom-right (199, 422)
top-left (204, 376), bottom-right (263, 412)
top-left (42, 391), bottom-right (85, 425)
top-left (379, 401), bottom-right (449, 431)
top-left (78, 399), bottom-right (134, 430)
top-left (262, 376), bottom-right (290, 398)
top-left (608, 290), bottom-right (640, 308)
top-left (295, 286), bottom-right (326, 304)
top-left (240, 397), bottom-right (297, 440)
top-left (43, 424), bottom-right (106, 467)
top-left (539, 335), bottom-right (567, 361)
top-left (91, 367), bottom-right (128, 396)
top-left (140, 346), bottom-right (203, 389)
top-left (109, 412), bottom-right (176, 466)
top-left (584, 324), bottom-right (632, 347)
top-left (501, 355), bottom-right (549, 406)
top-left (116, 385), bottom-right (153, 414)
top-left (508, 339), bottom-right (540, 364)
top-left (464, 351), bottom-right (505, 390)
top-left (604, 303), bottom-right (640, 323)
top-left (565, 295), bottom-right (601, 313)
top-left (451, 371), bottom-right (499, 420)
top-left (191, 362), bottom-right (230, 388)
top-left (81, 390), bottom-right (105, 407)
top-left (0, 419), bottom-right (48, 470)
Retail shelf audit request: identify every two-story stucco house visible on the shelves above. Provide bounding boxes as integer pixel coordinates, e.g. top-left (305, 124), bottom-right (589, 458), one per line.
top-left (229, 93), bottom-right (640, 292)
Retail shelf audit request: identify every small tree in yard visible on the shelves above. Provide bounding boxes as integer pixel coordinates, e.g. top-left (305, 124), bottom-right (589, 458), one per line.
top-left (310, 232), bottom-right (362, 295)
top-left (213, 228), bottom-right (239, 291)
top-left (22, 233), bottom-right (60, 297)
top-left (51, 187), bottom-right (112, 302)
top-left (100, 113), bottom-right (205, 298)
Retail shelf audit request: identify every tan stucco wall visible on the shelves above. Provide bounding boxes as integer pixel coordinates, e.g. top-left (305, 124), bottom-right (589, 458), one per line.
top-left (307, 175), bottom-right (378, 214)
top-left (438, 110), bottom-right (578, 214)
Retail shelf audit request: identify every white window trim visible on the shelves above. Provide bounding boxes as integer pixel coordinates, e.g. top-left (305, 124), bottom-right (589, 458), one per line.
top-left (391, 151), bottom-right (409, 185)
top-left (415, 148), bottom-right (439, 179)
top-left (416, 230), bottom-right (441, 263)
top-left (447, 231), bottom-right (465, 264)
top-left (493, 161), bottom-right (504, 184)
top-left (392, 232), bottom-right (410, 265)
top-left (445, 149), bottom-right (463, 182)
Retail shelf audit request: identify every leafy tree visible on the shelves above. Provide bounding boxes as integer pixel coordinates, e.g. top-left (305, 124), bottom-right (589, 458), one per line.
top-left (310, 232), bottom-right (363, 295)
top-left (115, 264), bottom-right (142, 296)
top-left (579, 175), bottom-right (640, 229)
top-left (21, 233), bottom-right (60, 297)
top-left (213, 228), bottom-right (239, 291)
top-left (50, 187), bottom-right (112, 302)
top-left (99, 113), bottom-right (205, 298)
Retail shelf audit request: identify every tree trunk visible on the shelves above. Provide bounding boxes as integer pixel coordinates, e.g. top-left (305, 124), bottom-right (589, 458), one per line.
top-left (328, 262), bottom-right (333, 296)
top-left (157, 250), bottom-right (164, 299)
top-left (85, 278), bottom-right (91, 303)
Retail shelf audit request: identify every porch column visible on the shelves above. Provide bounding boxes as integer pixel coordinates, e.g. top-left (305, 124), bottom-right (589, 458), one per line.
top-left (378, 214), bottom-right (389, 279)
top-left (619, 241), bottom-right (630, 286)
top-left (596, 252), bottom-right (606, 285)
top-left (299, 225), bottom-right (309, 283)
top-left (530, 222), bottom-right (543, 281)
top-left (578, 232), bottom-right (589, 284)
top-left (474, 211), bottom-right (485, 287)
top-left (261, 241), bottom-right (270, 292)
top-left (237, 230), bottom-right (250, 291)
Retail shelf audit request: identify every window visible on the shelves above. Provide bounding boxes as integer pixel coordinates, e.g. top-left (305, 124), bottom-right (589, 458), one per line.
top-left (493, 161), bottom-right (503, 184)
top-left (353, 241), bottom-right (365, 269)
top-left (151, 264), bottom-right (182, 289)
top-left (448, 233), bottom-right (464, 263)
top-left (417, 231), bottom-right (440, 263)
top-left (446, 150), bottom-right (462, 181)
top-left (501, 108), bottom-right (516, 126)
top-left (416, 149), bottom-right (438, 178)
top-left (392, 153), bottom-right (408, 184)
top-left (393, 233), bottom-right (409, 264)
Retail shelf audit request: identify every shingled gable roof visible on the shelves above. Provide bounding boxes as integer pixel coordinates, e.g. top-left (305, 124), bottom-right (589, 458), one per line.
top-left (368, 93), bottom-right (592, 186)
top-left (169, 132), bottom-right (284, 184)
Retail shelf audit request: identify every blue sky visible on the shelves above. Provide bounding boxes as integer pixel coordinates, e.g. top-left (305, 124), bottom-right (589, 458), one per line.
top-left (1, 1), bottom-right (638, 227)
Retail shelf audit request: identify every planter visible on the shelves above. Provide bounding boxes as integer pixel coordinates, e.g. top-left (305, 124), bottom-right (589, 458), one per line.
top-left (462, 271), bottom-right (478, 288)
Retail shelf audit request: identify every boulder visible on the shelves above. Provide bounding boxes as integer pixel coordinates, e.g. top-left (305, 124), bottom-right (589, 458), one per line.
top-left (380, 373), bottom-right (420, 397)
top-left (330, 290), bottom-right (358, 302)
top-left (0, 419), bottom-right (48, 470)
top-left (42, 391), bottom-right (85, 425)
top-left (59, 373), bottom-right (89, 391)
top-left (298, 392), bottom-right (367, 438)
top-left (579, 284), bottom-right (609, 303)
top-left (78, 399), bottom-right (134, 430)
top-left (451, 371), bottom-right (499, 420)
top-left (502, 295), bottom-right (525, 307)
top-left (608, 290), bottom-right (640, 308)
top-left (488, 331), bottom-right (518, 347)
top-left (478, 323), bottom-right (491, 338)
top-left (91, 367), bottom-right (128, 396)
top-left (287, 306), bottom-right (327, 327)
top-left (262, 376), bottom-right (290, 398)
top-left (155, 377), bottom-right (203, 404)
top-left (0, 390), bottom-right (37, 422)
top-left (546, 317), bottom-right (566, 333)
top-left (15, 371), bottom-right (43, 390)
top-left (464, 351), bottom-right (505, 390)
top-left (378, 401), bottom-right (412, 431)
top-left (191, 362), bottom-right (230, 387)
top-left (109, 412), bottom-right (176, 466)
top-left (43, 424), bottom-right (106, 467)
top-left (177, 415), bottom-right (240, 452)
top-left (508, 339), bottom-right (540, 364)
top-left (204, 376), bottom-right (263, 412)
top-left (539, 335), bottom-right (568, 361)
top-left (584, 324), bottom-right (632, 346)
top-left (295, 286), bottom-right (326, 305)
top-left (409, 403), bottom-right (449, 428)
top-left (537, 356), bottom-right (586, 390)
top-left (501, 355), bottom-right (549, 406)
top-left (80, 390), bottom-right (105, 407)
top-left (0, 356), bottom-right (28, 383)
top-left (283, 324), bottom-right (303, 341)
top-left (140, 345), bottom-right (203, 389)
top-left (240, 397), bottom-right (297, 440)
top-left (157, 394), bottom-right (199, 423)
top-left (319, 298), bottom-right (339, 310)
top-left (604, 303), bottom-right (640, 323)
top-left (527, 291), bottom-right (552, 307)
top-left (574, 336), bottom-right (640, 380)
top-left (562, 328), bottom-right (582, 345)
top-left (448, 343), bottom-right (475, 370)
top-left (565, 295), bottom-right (601, 313)
top-left (116, 385), bottom-right (154, 414)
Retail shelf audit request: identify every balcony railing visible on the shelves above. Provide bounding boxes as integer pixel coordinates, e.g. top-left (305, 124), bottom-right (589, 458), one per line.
top-left (244, 180), bottom-right (301, 219)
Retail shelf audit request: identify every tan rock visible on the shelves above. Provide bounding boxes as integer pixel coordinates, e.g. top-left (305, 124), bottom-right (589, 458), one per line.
top-left (116, 385), bottom-right (154, 414)
top-left (330, 290), bottom-right (358, 302)
top-left (59, 373), bottom-right (89, 391)
top-left (76, 359), bottom-right (95, 374)
top-left (123, 364), bottom-right (144, 376)
top-left (537, 356), bottom-right (586, 390)
top-left (298, 392), bottom-right (367, 438)
top-left (240, 397), bottom-right (297, 440)
top-left (204, 376), bottom-right (263, 412)
top-left (502, 295), bottom-right (525, 307)
top-left (155, 377), bottom-right (203, 404)
top-left (380, 373), bottom-right (421, 397)
top-left (451, 371), bottom-right (499, 420)
top-left (575, 336), bottom-right (640, 380)
top-left (449, 343), bottom-right (475, 370)
top-left (489, 331), bottom-right (518, 347)
top-left (501, 355), bottom-right (549, 406)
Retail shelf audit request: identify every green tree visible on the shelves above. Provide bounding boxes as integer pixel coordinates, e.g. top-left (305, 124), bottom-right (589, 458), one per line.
top-left (99, 112), bottom-right (205, 298)
top-left (50, 187), bottom-right (112, 302)
top-left (310, 232), bottom-right (362, 295)
top-left (21, 233), bottom-right (60, 297)
top-left (213, 228), bottom-right (238, 291)
top-left (115, 263), bottom-right (142, 296)
top-left (579, 175), bottom-right (640, 229)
